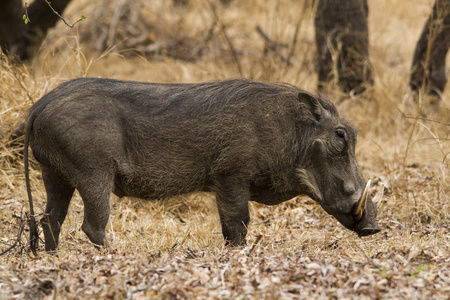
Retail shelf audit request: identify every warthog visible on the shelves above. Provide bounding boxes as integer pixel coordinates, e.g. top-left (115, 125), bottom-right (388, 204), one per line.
top-left (24, 78), bottom-right (380, 252)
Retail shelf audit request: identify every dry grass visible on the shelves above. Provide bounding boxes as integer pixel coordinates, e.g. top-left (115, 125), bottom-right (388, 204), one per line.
top-left (1, 0), bottom-right (449, 299)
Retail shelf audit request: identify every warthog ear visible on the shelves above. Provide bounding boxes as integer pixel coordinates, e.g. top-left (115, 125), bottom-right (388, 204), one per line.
top-left (298, 91), bottom-right (324, 122)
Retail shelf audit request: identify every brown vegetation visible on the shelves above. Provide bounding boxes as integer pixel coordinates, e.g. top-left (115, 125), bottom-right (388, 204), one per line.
top-left (0, 0), bottom-right (449, 299)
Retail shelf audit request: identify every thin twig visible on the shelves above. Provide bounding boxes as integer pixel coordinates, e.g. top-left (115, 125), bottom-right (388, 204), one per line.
top-left (25, 0), bottom-right (85, 28)
top-left (398, 108), bottom-right (449, 126)
top-left (0, 217), bottom-right (26, 257)
top-left (256, 25), bottom-right (292, 65)
top-left (247, 234), bottom-right (263, 255)
top-left (256, 26), bottom-right (289, 48)
top-left (284, 19), bottom-right (300, 68)
top-left (126, 286), bottom-right (150, 300)
top-left (416, 137), bottom-right (450, 142)
top-left (107, 0), bottom-right (126, 47)
top-left (24, 1), bottom-right (31, 23)
top-left (209, 3), bottom-right (243, 76)
top-left (43, 0), bottom-right (85, 28)
top-left (354, 239), bottom-right (380, 269)
top-left (284, 0), bottom-right (310, 70)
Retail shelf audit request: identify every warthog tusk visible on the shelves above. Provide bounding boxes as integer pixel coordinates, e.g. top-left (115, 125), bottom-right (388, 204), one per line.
top-left (354, 179), bottom-right (371, 221)
top-left (373, 184), bottom-right (384, 206)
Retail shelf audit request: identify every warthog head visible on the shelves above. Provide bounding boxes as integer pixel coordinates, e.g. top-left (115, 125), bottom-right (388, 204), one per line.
top-left (297, 92), bottom-right (381, 236)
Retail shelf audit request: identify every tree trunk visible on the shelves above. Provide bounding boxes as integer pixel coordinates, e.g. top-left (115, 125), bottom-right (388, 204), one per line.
top-left (314, 0), bottom-right (373, 94)
top-left (410, 0), bottom-right (450, 101)
top-left (0, 0), bottom-right (28, 58)
top-left (0, 0), bottom-right (72, 60)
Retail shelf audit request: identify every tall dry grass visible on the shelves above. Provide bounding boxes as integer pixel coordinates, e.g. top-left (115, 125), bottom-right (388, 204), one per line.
top-left (0, 0), bottom-right (449, 298)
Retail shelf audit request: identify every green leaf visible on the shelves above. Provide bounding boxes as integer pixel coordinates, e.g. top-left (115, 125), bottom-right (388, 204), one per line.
top-left (81, 15), bottom-right (86, 20)
top-left (24, 19), bottom-right (29, 24)
top-left (23, 14), bottom-right (27, 20)
top-left (410, 264), bottom-right (430, 277)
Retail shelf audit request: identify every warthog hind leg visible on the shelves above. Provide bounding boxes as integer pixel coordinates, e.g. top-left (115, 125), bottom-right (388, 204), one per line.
top-left (40, 164), bottom-right (75, 252)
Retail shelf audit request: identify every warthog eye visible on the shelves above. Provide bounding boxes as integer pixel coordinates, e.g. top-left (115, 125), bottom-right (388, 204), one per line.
top-left (330, 128), bottom-right (347, 154)
top-left (335, 128), bottom-right (346, 140)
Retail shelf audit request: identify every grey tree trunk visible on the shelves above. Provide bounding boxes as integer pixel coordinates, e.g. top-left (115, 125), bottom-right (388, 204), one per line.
top-left (314, 0), bottom-right (373, 94)
top-left (410, 0), bottom-right (450, 101)
top-left (0, 0), bottom-right (72, 60)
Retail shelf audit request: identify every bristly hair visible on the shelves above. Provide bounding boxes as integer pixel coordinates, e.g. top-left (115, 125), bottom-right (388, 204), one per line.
top-left (297, 168), bottom-right (321, 202)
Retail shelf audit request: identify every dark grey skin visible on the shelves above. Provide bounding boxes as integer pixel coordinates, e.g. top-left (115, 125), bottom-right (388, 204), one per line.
top-left (24, 78), bottom-right (380, 252)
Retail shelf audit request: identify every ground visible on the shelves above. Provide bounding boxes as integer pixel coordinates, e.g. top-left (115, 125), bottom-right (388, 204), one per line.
top-left (0, 0), bottom-right (449, 299)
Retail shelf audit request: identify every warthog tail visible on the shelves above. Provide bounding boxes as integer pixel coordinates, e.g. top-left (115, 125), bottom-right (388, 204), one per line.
top-left (24, 113), bottom-right (39, 256)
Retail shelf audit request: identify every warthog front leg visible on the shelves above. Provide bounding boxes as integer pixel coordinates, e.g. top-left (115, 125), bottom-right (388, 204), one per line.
top-left (213, 176), bottom-right (250, 246)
